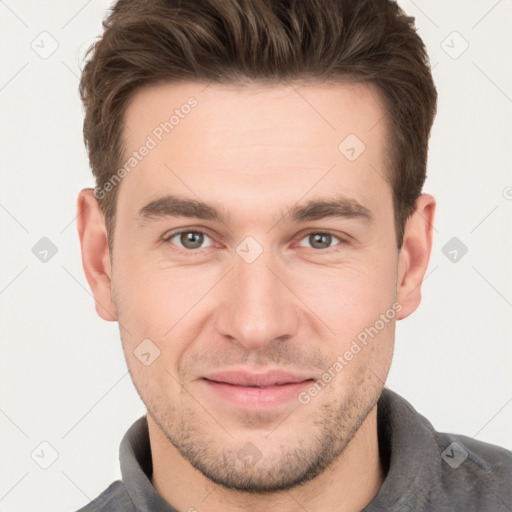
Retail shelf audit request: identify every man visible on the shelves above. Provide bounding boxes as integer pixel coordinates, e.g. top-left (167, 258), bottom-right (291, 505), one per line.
top-left (75, 0), bottom-right (512, 510)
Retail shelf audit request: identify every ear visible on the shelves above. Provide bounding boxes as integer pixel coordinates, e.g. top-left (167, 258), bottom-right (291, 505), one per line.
top-left (396, 193), bottom-right (436, 320)
top-left (76, 189), bottom-right (117, 322)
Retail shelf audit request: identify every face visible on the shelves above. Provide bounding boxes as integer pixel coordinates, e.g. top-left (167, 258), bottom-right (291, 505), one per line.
top-left (85, 80), bottom-right (420, 492)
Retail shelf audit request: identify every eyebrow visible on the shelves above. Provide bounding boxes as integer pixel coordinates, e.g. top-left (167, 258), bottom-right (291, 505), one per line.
top-left (137, 194), bottom-right (372, 226)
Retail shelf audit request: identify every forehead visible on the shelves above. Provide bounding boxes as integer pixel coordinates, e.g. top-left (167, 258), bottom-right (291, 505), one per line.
top-left (117, 80), bottom-right (390, 224)
top-left (123, 79), bottom-right (386, 148)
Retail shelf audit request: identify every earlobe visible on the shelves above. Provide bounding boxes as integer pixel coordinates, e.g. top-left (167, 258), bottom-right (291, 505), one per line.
top-left (76, 189), bottom-right (118, 322)
top-left (396, 193), bottom-right (436, 320)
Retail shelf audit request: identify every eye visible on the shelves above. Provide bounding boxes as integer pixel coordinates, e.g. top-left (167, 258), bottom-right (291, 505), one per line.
top-left (297, 232), bottom-right (343, 250)
top-left (164, 230), bottom-right (214, 251)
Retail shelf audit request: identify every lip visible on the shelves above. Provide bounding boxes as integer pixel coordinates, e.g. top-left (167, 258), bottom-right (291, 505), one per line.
top-left (202, 369), bottom-right (313, 387)
top-left (200, 369), bottom-right (315, 410)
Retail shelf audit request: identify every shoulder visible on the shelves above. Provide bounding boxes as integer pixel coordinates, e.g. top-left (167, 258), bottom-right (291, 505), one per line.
top-left (434, 429), bottom-right (512, 510)
top-left (376, 389), bottom-right (512, 511)
top-left (74, 480), bottom-right (136, 512)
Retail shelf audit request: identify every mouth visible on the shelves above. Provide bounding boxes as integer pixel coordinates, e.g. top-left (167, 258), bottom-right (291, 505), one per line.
top-left (202, 369), bottom-right (313, 386)
top-left (206, 382), bottom-right (304, 388)
top-left (199, 370), bottom-right (316, 410)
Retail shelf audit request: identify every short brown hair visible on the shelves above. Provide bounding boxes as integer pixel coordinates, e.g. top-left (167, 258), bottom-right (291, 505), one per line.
top-left (79, 0), bottom-right (437, 249)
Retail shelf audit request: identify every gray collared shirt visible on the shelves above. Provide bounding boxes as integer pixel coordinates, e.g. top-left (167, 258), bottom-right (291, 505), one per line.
top-left (74, 388), bottom-right (512, 511)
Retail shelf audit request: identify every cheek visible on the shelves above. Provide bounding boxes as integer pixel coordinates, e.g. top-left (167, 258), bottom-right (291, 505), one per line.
top-left (295, 250), bottom-right (397, 391)
top-left (114, 268), bottom-right (189, 398)
top-left (112, 261), bottom-right (221, 373)
top-left (299, 255), bottom-right (398, 339)
top-left (116, 276), bottom-right (172, 337)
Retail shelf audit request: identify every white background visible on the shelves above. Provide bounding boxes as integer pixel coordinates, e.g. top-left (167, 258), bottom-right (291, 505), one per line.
top-left (0, 1), bottom-right (511, 511)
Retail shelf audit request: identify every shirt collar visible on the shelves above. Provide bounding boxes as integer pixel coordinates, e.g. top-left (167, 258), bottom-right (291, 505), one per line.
top-left (362, 388), bottom-right (445, 511)
top-left (120, 413), bottom-right (179, 511)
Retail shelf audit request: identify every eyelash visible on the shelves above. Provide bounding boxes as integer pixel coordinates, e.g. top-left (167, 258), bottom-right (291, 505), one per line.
top-left (162, 229), bottom-right (346, 255)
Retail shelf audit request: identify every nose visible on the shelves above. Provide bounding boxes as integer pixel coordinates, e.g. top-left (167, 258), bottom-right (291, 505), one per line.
top-left (214, 248), bottom-right (301, 351)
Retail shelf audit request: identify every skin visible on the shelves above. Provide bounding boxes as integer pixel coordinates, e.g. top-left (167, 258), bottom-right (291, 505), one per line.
top-left (77, 80), bottom-right (435, 512)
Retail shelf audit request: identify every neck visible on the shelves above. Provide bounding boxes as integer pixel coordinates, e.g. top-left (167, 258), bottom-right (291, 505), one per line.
top-left (149, 406), bottom-right (384, 512)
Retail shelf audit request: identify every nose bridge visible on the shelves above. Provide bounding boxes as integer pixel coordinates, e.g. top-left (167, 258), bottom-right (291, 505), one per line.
top-left (215, 248), bottom-right (299, 349)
